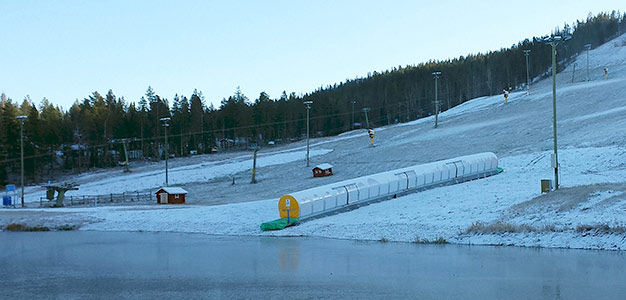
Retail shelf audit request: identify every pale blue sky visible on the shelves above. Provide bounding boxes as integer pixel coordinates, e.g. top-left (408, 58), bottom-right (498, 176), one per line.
top-left (1, 0), bottom-right (625, 109)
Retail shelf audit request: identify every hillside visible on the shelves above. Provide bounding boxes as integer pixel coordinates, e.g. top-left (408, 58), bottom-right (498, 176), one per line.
top-left (3, 33), bottom-right (626, 250)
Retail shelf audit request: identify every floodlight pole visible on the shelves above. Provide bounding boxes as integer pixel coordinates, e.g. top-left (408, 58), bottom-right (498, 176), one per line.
top-left (541, 35), bottom-right (569, 190)
top-left (17, 115), bottom-right (27, 207)
top-left (160, 117), bottom-right (170, 186)
top-left (523, 50), bottom-right (531, 95)
top-left (362, 108), bottom-right (370, 128)
top-left (585, 44), bottom-right (591, 81)
top-left (304, 101), bottom-right (313, 167)
top-left (551, 41), bottom-right (558, 190)
top-left (351, 100), bottom-right (356, 130)
top-left (432, 72), bottom-right (441, 128)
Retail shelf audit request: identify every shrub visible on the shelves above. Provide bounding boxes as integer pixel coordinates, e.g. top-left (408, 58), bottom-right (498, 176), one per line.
top-left (56, 224), bottom-right (79, 231)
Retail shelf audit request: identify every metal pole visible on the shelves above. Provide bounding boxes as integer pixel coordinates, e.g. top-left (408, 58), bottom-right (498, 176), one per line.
top-left (16, 115), bottom-right (27, 207)
top-left (362, 108), bottom-right (370, 128)
top-left (551, 42), bottom-right (559, 190)
top-left (160, 117), bottom-right (170, 186)
top-left (351, 100), bottom-right (355, 130)
top-left (432, 72), bottom-right (441, 128)
top-left (165, 126), bottom-right (168, 186)
top-left (250, 148), bottom-right (258, 184)
top-left (523, 50), bottom-right (531, 95)
top-left (585, 44), bottom-right (591, 81)
top-left (572, 63), bottom-right (577, 83)
top-left (20, 119), bottom-right (25, 207)
top-left (304, 101), bottom-right (312, 167)
top-left (435, 78), bottom-right (438, 128)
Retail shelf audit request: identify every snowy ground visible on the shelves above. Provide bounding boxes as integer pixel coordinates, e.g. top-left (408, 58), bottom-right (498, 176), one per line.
top-left (3, 34), bottom-right (626, 251)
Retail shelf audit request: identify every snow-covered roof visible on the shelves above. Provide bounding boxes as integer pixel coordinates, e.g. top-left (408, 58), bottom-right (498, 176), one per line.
top-left (314, 163), bottom-right (333, 170)
top-left (156, 187), bottom-right (188, 194)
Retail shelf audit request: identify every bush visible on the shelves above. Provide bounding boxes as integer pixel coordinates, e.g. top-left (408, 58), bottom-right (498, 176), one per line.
top-left (56, 224), bottom-right (79, 231)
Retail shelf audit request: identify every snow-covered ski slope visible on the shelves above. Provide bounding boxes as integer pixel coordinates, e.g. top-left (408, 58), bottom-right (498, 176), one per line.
top-left (8, 33), bottom-right (626, 250)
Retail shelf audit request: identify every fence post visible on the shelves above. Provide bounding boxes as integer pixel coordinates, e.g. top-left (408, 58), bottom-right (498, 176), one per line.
top-left (70, 196), bottom-right (73, 206)
top-left (40, 197), bottom-right (42, 208)
top-left (110, 193), bottom-right (113, 202)
top-left (95, 195), bottom-right (98, 207)
top-left (123, 192), bottom-right (126, 202)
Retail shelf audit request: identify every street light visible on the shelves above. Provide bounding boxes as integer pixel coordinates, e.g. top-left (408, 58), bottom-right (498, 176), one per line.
top-left (432, 71), bottom-right (441, 128)
top-left (160, 117), bottom-right (170, 186)
top-left (585, 44), bottom-right (592, 81)
top-left (523, 50), bottom-right (531, 95)
top-left (540, 35), bottom-right (570, 190)
top-left (303, 101), bottom-right (313, 167)
top-left (16, 115), bottom-right (27, 207)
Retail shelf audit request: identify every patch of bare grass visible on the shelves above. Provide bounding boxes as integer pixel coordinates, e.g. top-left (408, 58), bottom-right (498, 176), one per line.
top-left (4, 223), bottom-right (51, 232)
top-left (576, 224), bottom-right (626, 234)
top-left (414, 236), bottom-right (448, 244)
top-left (465, 222), bottom-right (560, 234)
top-left (510, 183), bottom-right (626, 215)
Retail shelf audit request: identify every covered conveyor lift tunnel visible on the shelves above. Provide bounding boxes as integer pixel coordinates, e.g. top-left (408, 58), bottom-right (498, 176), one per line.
top-left (260, 152), bottom-right (502, 231)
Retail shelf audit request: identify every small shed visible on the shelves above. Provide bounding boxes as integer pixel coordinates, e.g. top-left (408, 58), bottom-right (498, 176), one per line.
top-left (155, 187), bottom-right (188, 204)
top-left (313, 163), bottom-right (333, 177)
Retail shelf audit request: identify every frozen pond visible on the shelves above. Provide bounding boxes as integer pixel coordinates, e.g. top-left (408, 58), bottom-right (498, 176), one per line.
top-left (1, 231), bottom-right (625, 299)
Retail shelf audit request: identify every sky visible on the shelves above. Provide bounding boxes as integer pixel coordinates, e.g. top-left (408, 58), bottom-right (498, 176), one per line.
top-left (1, 0), bottom-right (625, 110)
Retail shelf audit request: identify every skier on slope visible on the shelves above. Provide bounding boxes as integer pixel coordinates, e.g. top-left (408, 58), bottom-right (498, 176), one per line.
top-left (503, 89), bottom-right (509, 103)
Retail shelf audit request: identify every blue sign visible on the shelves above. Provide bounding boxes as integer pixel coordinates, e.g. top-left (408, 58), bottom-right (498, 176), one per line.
top-left (6, 184), bottom-right (15, 192)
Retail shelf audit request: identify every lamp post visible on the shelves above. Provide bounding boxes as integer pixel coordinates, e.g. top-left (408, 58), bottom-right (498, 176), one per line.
top-left (304, 101), bottom-right (313, 167)
top-left (618, 18), bottom-right (621, 36)
top-left (160, 117), bottom-right (170, 186)
top-left (523, 50), bottom-right (531, 95)
top-left (540, 35), bottom-right (570, 190)
top-left (585, 44), bottom-right (592, 81)
top-left (432, 71), bottom-right (441, 128)
top-left (16, 115), bottom-right (27, 207)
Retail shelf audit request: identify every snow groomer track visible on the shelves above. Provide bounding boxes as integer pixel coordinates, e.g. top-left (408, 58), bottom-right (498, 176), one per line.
top-left (275, 152), bottom-right (501, 224)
